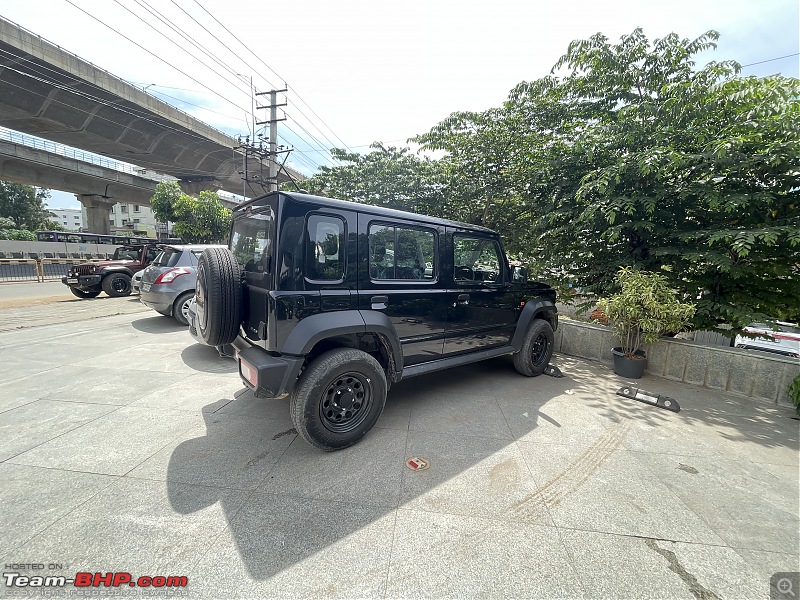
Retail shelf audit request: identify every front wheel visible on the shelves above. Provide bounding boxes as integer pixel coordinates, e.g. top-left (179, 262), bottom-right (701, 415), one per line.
top-left (69, 287), bottom-right (101, 299)
top-left (102, 273), bottom-right (132, 297)
top-left (513, 318), bottom-right (554, 376)
top-left (290, 348), bottom-right (387, 451)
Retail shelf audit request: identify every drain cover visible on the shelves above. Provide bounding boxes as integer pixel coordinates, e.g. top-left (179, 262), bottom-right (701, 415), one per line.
top-left (406, 456), bottom-right (430, 471)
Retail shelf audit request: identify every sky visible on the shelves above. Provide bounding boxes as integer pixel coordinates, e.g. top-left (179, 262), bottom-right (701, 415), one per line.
top-left (0, 0), bottom-right (797, 210)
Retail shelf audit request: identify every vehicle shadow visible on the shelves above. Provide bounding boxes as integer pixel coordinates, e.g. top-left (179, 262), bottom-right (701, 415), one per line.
top-left (130, 315), bottom-right (185, 333)
top-left (180, 343), bottom-right (238, 374)
top-left (165, 356), bottom-right (567, 583)
top-left (164, 352), bottom-right (798, 588)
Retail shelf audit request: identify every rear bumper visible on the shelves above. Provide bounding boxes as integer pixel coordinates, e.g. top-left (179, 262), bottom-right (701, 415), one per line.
top-left (237, 345), bottom-right (304, 399)
top-left (140, 288), bottom-right (178, 315)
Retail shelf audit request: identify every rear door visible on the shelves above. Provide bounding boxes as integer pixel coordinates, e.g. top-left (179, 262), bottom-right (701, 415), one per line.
top-left (230, 201), bottom-right (276, 347)
top-left (356, 214), bottom-right (446, 366)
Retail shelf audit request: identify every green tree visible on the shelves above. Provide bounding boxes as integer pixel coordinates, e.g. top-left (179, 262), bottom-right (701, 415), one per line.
top-left (149, 182), bottom-right (232, 243)
top-left (302, 144), bottom-right (448, 215)
top-left (149, 181), bottom-right (183, 224)
top-left (0, 181), bottom-right (52, 230)
top-left (417, 29), bottom-right (800, 329)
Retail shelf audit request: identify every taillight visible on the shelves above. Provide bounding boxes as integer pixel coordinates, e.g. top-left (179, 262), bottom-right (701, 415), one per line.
top-left (240, 359), bottom-right (257, 388)
top-left (154, 267), bottom-right (191, 284)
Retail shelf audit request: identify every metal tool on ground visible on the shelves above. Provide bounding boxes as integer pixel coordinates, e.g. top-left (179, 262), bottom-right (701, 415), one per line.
top-left (616, 386), bottom-right (681, 412)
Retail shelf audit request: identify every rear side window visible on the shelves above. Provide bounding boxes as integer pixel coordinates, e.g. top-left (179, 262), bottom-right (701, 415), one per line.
top-left (306, 215), bottom-right (345, 281)
top-left (369, 224), bottom-right (435, 280)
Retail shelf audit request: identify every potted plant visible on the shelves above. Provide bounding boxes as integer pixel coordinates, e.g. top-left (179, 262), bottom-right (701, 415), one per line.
top-left (597, 267), bottom-right (695, 379)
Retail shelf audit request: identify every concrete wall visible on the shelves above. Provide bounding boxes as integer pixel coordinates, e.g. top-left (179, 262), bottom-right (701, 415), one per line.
top-left (554, 319), bottom-right (799, 405)
top-left (0, 239), bottom-right (120, 258)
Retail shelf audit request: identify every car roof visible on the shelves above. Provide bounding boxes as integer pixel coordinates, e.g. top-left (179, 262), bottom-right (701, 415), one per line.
top-left (237, 191), bottom-right (498, 235)
top-left (163, 244), bottom-right (227, 252)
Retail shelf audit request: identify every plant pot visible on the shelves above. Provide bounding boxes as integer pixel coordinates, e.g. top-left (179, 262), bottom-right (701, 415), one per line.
top-left (612, 347), bottom-right (647, 379)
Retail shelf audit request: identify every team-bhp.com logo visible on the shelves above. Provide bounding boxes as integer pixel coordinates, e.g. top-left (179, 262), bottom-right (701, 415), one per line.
top-left (3, 571), bottom-right (188, 589)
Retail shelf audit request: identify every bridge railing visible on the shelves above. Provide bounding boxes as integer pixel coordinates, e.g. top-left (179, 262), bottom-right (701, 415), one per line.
top-left (0, 257), bottom-right (110, 283)
top-left (0, 126), bottom-right (171, 182)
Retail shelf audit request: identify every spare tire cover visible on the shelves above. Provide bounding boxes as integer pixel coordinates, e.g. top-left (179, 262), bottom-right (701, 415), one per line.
top-left (196, 247), bottom-right (242, 346)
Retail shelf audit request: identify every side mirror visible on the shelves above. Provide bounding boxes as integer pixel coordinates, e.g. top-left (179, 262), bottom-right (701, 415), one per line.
top-left (512, 265), bottom-right (528, 283)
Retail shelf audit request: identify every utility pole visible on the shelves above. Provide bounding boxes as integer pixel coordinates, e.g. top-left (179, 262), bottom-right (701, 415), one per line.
top-left (256, 87), bottom-right (287, 192)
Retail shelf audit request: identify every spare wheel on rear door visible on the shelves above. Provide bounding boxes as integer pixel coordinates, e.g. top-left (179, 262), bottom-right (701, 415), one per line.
top-left (196, 247), bottom-right (242, 346)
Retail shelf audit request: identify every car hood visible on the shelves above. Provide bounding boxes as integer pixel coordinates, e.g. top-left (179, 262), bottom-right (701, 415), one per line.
top-left (78, 259), bottom-right (141, 270)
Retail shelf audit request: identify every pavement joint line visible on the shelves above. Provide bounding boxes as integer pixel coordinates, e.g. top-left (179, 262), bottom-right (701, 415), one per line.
top-left (1, 464), bottom-right (121, 557)
top-left (381, 508), bottom-right (401, 598)
top-left (1, 402), bottom-right (126, 462)
top-left (121, 472), bottom-right (264, 495)
top-left (554, 525), bottom-right (736, 550)
top-left (0, 397), bottom-right (39, 415)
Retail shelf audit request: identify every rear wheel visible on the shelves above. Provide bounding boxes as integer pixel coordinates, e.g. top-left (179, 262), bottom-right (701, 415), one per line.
top-left (196, 248), bottom-right (242, 346)
top-left (290, 348), bottom-right (387, 451)
top-left (513, 318), bottom-right (554, 376)
top-left (172, 291), bottom-right (194, 326)
top-left (102, 273), bottom-right (132, 297)
top-left (69, 287), bottom-right (100, 299)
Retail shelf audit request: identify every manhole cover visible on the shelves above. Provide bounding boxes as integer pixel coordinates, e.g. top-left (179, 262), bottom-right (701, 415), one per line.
top-left (406, 456), bottom-right (430, 471)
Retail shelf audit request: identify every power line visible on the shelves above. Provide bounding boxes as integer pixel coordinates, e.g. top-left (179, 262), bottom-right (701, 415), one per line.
top-left (140, 0), bottom-right (331, 162)
top-left (123, 0), bottom-right (252, 100)
top-left (191, 0), bottom-right (352, 154)
top-left (62, 0), bottom-right (251, 119)
top-left (741, 52), bottom-right (799, 68)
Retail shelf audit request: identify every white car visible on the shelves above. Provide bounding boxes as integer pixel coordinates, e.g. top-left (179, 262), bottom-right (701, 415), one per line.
top-left (132, 269), bottom-right (145, 294)
top-left (735, 322), bottom-right (800, 359)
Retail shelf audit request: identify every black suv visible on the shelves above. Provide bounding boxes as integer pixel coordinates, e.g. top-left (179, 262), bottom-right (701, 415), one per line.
top-left (192, 192), bottom-right (557, 451)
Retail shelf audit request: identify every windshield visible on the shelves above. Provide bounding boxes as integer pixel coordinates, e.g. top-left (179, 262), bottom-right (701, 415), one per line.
top-left (112, 246), bottom-right (142, 261)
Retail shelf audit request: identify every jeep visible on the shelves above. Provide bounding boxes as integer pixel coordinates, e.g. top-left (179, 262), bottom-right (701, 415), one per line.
top-left (62, 244), bottom-right (161, 298)
top-left (193, 192), bottom-right (557, 451)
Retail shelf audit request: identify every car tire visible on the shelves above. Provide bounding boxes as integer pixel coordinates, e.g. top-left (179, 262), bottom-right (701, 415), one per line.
top-left (290, 348), bottom-right (387, 451)
top-left (69, 288), bottom-right (101, 299)
top-left (173, 291), bottom-right (194, 326)
top-left (196, 248), bottom-right (241, 346)
top-left (513, 318), bottom-right (554, 377)
top-left (101, 273), bottom-right (132, 297)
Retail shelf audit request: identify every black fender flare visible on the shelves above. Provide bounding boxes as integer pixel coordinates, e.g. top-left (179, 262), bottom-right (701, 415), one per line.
top-left (510, 299), bottom-right (558, 352)
top-left (100, 266), bottom-right (134, 278)
top-left (280, 309), bottom-right (403, 375)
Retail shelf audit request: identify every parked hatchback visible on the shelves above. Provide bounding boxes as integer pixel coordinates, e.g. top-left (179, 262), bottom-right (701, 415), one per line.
top-left (140, 245), bottom-right (226, 325)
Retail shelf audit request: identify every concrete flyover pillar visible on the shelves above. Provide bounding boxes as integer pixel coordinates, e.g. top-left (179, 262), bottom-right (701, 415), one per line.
top-left (77, 194), bottom-right (114, 235)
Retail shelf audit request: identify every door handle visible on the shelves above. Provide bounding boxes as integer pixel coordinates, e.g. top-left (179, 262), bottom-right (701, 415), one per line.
top-left (371, 295), bottom-right (389, 310)
top-left (457, 294), bottom-right (470, 305)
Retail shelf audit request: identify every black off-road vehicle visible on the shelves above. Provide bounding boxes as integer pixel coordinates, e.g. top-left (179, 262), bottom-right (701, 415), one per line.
top-left (193, 192), bottom-right (557, 451)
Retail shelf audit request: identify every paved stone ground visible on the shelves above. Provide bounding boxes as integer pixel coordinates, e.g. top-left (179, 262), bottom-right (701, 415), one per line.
top-left (0, 296), bottom-right (798, 599)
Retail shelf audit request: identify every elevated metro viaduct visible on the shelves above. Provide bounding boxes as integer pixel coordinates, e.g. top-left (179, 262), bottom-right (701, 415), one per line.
top-left (0, 17), bottom-right (303, 233)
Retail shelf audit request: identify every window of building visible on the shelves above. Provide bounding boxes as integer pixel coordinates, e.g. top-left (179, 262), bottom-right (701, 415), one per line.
top-left (133, 205), bottom-right (140, 212)
top-left (133, 218), bottom-right (140, 224)
top-left (369, 224), bottom-right (435, 280)
top-left (305, 215), bottom-right (345, 281)
top-left (120, 205), bottom-right (128, 213)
